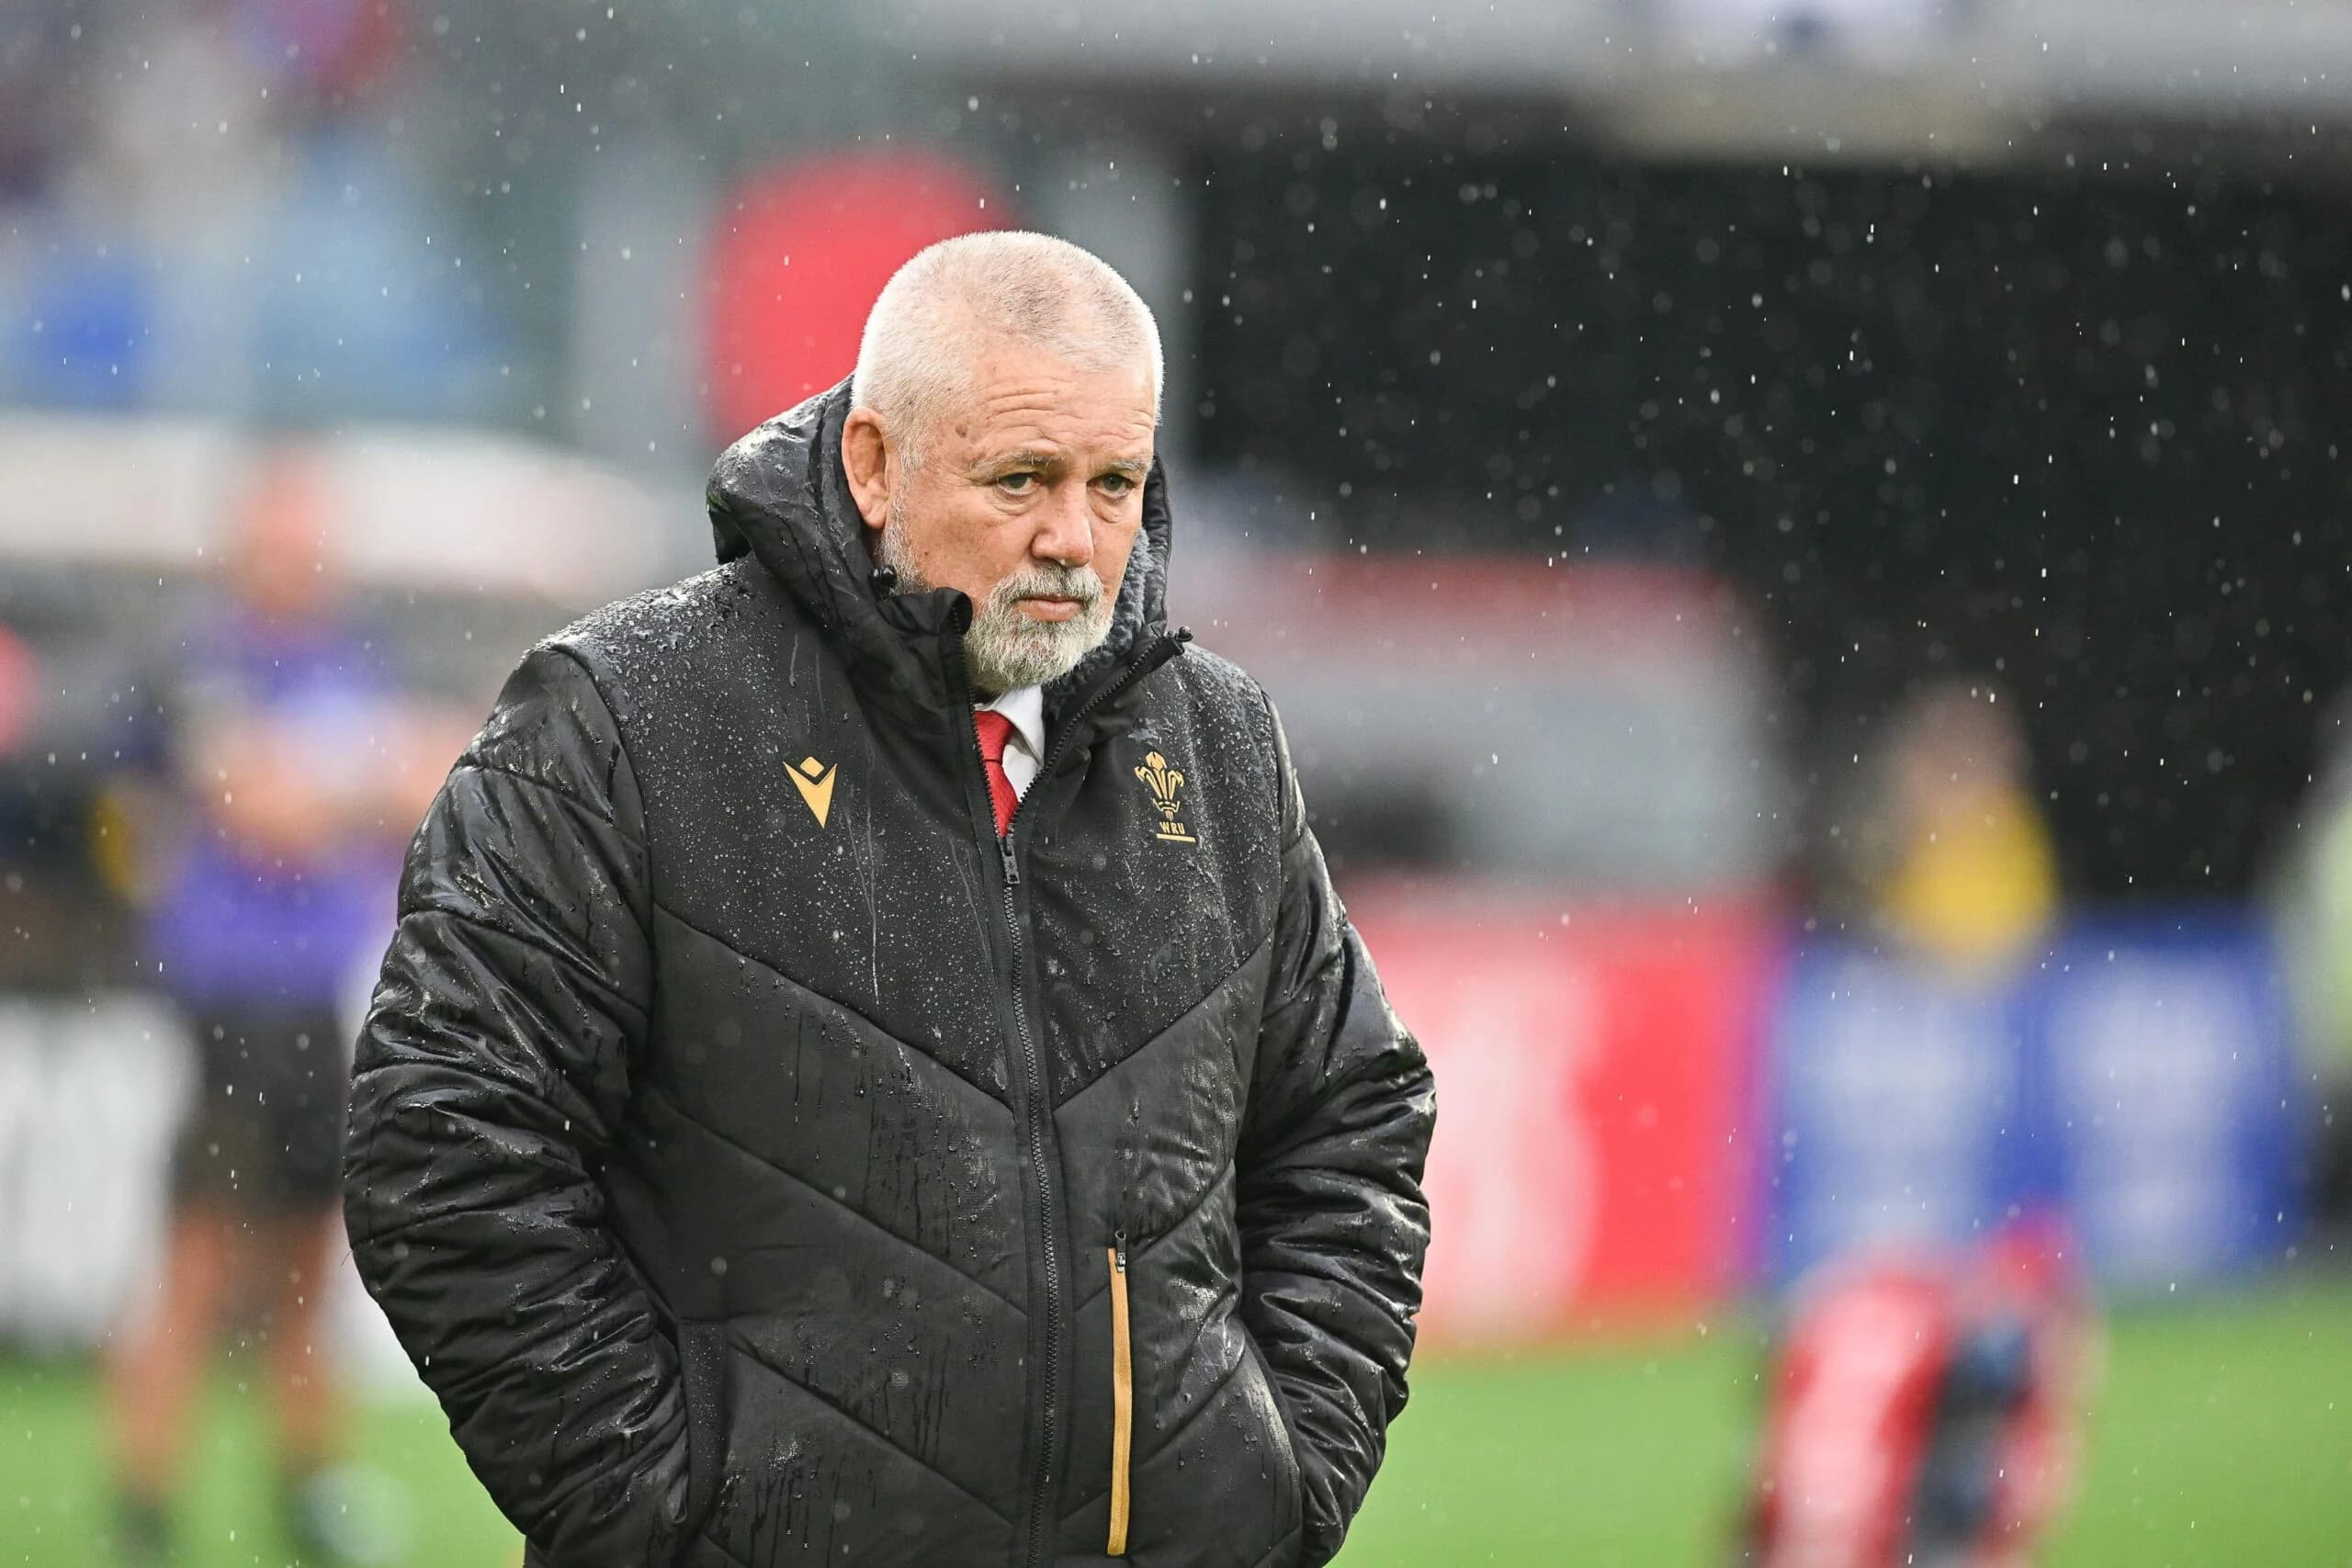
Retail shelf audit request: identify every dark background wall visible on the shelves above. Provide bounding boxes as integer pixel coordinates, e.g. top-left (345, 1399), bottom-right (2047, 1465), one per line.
top-left (1193, 140), bottom-right (2352, 898)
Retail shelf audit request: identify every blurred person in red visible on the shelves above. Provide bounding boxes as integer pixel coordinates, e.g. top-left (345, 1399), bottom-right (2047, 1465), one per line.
top-left (102, 448), bottom-right (446, 1567)
top-left (1739, 1218), bottom-right (2095, 1568)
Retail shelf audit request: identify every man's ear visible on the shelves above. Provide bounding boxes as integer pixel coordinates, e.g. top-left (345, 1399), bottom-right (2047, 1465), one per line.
top-left (841, 409), bottom-right (893, 534)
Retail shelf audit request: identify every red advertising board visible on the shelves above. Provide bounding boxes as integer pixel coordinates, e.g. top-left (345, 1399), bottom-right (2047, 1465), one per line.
top-left (701, 151), bottom-right (1004, 438)
top-left (1349, 886), bottom-right (1773, 1346)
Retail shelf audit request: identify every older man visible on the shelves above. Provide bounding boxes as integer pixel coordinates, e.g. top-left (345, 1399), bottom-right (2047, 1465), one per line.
top-left (345, 231), bottom-right (1434, 1568)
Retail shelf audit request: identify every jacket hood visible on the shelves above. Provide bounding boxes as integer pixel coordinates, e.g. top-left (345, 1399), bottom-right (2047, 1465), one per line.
top-left (705, 379), bottom-right (1173, 718)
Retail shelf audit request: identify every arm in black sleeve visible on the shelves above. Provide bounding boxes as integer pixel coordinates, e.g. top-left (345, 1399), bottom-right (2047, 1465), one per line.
top-left (1236, 695), bottom-right (1438, 1568)
top-left (344, 643), bottom-right (690, 1566)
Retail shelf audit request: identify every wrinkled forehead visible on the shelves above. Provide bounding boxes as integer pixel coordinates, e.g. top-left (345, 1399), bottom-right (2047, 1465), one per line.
top-left (944, 334), bottom-right (1159, 456)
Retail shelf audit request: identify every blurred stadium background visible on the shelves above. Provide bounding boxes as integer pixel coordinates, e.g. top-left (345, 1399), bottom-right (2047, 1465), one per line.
top-left (4, 0), bottom-right (2350, 1562)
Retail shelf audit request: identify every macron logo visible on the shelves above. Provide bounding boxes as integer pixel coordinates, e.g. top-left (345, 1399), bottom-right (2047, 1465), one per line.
top-left (787, 756), bottom-right (837, 827)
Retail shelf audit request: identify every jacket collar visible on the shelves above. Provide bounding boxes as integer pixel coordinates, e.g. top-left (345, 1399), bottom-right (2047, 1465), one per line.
top-left (705, 380), bottom-right (1174, 728)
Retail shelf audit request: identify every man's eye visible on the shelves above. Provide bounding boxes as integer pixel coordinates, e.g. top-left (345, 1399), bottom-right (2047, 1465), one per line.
top-left (996, 472), bottom-right (1036, 494)
top-left (1097, 473), bottom-right (1135, 497)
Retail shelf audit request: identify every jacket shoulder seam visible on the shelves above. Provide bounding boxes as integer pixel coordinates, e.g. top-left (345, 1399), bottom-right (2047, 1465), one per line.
top-left (384, 903), bottom-right (650, 1024)
top-left (539, 641), bottom-right (655, 882)
top-left (1254, 682), bottom-right (1305, 853)
top-left (455, 755), bottom-right (646, 852)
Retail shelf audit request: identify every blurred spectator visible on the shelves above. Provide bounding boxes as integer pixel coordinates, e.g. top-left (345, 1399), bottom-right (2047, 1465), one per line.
top-left (1740, 1216), bottom-right (2094, 1567)
top-left (101, 447), bottom-right (429, 1567)
top-left (1833, 680), bottom-right (2058, 972)
top-left (1, 0), bottom-right (502, 425)
top-left (2270, 695), bottom-right (2352, 1245)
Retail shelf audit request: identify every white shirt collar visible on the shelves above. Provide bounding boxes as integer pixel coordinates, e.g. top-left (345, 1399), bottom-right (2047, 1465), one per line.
top-left (977, 684), bottom-right (1046, 761)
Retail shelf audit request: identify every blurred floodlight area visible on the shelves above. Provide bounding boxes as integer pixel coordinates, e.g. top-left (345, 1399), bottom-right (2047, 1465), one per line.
top-left (3, 1), bottom-right (2350, 1564)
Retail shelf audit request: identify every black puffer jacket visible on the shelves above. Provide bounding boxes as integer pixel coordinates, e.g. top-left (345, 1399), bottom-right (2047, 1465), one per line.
top-left (345, 383), bottom-right (1435, 1568)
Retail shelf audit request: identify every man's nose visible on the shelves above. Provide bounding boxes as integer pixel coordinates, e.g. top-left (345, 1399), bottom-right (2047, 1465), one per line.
top-left (1032, 480), bottom-right (1095, 567)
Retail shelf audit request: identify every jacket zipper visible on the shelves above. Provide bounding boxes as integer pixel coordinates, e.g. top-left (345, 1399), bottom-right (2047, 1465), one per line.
top-left (978, 627), bottom-right (1187, 1568)
top-left (994, 829), bottom-right (1059, 1567)
top-left (1106, 1231), bottom-right (1133, 1557)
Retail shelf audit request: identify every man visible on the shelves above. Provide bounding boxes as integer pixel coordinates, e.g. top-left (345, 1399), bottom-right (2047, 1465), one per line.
top-left (110, 449), bottom-right (432, 1566)
top-left (345, 231), bottom-right (1435, 1568)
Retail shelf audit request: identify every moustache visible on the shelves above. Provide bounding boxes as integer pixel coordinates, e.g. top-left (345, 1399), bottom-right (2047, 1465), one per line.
top-left (989, 564), bottom-right (1103, 612)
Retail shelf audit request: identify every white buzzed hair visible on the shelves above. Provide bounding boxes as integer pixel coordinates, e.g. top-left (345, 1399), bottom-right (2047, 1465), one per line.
top-left (850, 231), bottom-right (1163, 470)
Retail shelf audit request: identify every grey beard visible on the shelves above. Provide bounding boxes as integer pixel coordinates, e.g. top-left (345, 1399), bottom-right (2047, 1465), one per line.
top-left (879, 502), bottom-right (1113, 694)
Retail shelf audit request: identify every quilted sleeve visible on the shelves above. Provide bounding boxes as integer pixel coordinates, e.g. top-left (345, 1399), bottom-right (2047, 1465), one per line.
top-left (344, 643), bottom-right (694, 1566)
top-left (1235, 694), bottom-right (1438, 1568)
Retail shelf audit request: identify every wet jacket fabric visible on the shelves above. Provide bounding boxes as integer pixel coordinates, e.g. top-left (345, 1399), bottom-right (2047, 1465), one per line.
top-left (344, 382), bottom-right (1436, 1568)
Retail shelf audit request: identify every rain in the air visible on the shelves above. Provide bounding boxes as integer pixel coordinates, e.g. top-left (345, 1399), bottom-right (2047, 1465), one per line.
top-left (0, 3), bottom-right (2343, 1565)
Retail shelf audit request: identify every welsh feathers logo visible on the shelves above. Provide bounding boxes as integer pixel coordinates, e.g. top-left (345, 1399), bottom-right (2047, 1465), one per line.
top-left (1133, 751), bottom-right (1196, 844)
top-left (787, 755), bottom-right (837, 827)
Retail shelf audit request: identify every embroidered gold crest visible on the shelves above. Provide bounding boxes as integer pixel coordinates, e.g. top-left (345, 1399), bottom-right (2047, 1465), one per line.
top-left (786, 755), bottom-right (837, 827)
top-left (1133, 751), bottom-right (1195, 844)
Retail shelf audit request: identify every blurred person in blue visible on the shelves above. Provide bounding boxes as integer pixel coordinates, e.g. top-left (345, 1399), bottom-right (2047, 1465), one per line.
top-left (103, 448), bottom-right (427, 1568)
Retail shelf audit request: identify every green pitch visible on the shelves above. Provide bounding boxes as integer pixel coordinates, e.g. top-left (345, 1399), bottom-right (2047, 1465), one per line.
top-left (5, 1278), bottom-right (2346, 1565)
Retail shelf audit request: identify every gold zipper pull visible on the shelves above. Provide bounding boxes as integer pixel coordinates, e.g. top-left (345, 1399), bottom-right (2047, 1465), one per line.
top-left (1107, 1229), bottom-right (1134, 1557)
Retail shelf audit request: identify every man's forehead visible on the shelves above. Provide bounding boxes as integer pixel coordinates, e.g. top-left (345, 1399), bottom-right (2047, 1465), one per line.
top-left (962, 330), bottom-right (1150, 400)
top-left (952, 368), bottom-right (1156, 456)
